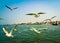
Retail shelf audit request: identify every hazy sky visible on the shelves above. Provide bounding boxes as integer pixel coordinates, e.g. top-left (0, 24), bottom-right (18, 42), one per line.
top-left (0, 0), bottom-right (60, 24)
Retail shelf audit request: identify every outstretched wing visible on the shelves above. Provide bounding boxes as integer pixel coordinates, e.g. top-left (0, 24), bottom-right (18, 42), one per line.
top-left (30, 27), bottom-right (40, 33)
top-left (44, 19), bottom-right (51, 21)
top-left (26, 13), bottom-right (36, 15)
top-left (3, 27), bottom-right (9, 34)
top-left (38, 12), bottom-right (45, 14)
top-left (10, 25), bottom-right (17, 34)
top-left (5, 5), bottom-right (12, 11)
top-left (13, 7), bottom-right (18, 10)
top-left (51, 16), bottom-right (56, 19)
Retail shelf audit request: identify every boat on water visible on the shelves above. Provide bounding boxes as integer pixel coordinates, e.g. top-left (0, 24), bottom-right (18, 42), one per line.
top-left (52, 21), bottom-right (58, 25)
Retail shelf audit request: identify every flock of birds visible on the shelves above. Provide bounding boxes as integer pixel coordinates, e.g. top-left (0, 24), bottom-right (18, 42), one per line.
top-left (0, 5), bottom-right (46, 21)
top-left (2, 24), bottom-right (47, 38)
top-left (0, 5), bottom-right (56, 38)
top-left (0, 5), bottom-right (45, 38)
top-left (5, 5), bottom-right (45, 18)
top-left (2, 25), bottom-right (42, 38)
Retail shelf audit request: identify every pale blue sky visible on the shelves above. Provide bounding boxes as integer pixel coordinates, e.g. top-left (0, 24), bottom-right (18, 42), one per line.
top-left (0, 0), bottom-right (60, 24)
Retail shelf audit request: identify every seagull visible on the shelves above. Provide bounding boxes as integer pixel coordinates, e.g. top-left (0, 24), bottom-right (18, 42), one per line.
top-left (5, 5), bottom-right (18, 11)
top-left (44, 19), bottom-right (51, 22)
top-left (30, 27), bottom-right (40, 33)
top-left (2, 25), bottom-right (17, 38)
top-left (43, 16), bottom-right (57, 24)
top-left (26, 12), bottom-right (45, 18)
top-left (44, 16), bottom-right (56, 22)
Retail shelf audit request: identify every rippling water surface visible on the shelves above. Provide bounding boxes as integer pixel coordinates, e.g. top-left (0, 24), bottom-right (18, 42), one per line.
top-left (0, 24), bottom-right (60, 43)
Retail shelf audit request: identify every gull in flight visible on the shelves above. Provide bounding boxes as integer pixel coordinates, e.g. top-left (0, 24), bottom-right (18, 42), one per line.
top-left (5, 5), bottom-right (18, 11)
top-left (43, 16), bottom-right (56, 25)
top-left (26, 12), bottom-right (45, 18)
top-left (2, 25), bottom-right (17, 38)
top-left (30, 27), bottom-right (41, 33)
top-left (43, 16), bottom-right (56, 22)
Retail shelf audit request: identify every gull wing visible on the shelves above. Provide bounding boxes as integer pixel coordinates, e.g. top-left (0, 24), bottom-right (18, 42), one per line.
top-left (44, 19), bottom-right (51, 22)
top-left (10, 25), bottom-right (17, 34)
top-left (38, 12), bottom-right (45, 14)
top-left (5, 5), bottom-right (12, 11)
top-left (31, 27), bottom-right (40, 33)
top-left (44, 19), bottom-right (51, 21)
top-left (3, 27), bottom-right (9, 34)
top-left (13, 7), bottom-right (18, 10)
top-left (26, 13), bottom-right (36, 15)
top-left (51, 16), bottom-right (56, 19)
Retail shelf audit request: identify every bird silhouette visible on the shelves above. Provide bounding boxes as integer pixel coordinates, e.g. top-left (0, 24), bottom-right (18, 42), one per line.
top-left (2, 25), bottom-right (17, 38)
top-left (50, 16), bottom-right (56, 19)
top-left (44, 19), bottom-right (51, 22)
top-left (26, 12), bottom-right (45, 18)
top-left (5, 5), bottom-right (18, 11)
top-left (43, 16), bottom-right (57, 25)
top-left (44, 16), bottom-right (56, 22)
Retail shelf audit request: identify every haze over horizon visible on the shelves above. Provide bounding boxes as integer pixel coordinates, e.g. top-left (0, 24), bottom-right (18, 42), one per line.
top-left (0, 0), bottom-right (60, 25)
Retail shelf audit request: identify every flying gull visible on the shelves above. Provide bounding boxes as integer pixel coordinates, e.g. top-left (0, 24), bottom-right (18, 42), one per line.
top-left (5, 5), bottom-right (18, 11)
top-left (2, 25), bottom-right (17, 38)
top-left (26, 12), bottom-right (45, 18)
top-left (44, 16), bottom-right (56, 22)
top-left (30, 27), bottom-right (41, 33)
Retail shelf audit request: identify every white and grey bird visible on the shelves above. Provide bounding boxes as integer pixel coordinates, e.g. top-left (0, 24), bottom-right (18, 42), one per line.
top-left (30, 27), bottom-right (41, 33)
top-left (2, 25), bottom-right (17, 38)
top-left (26, 12), bottom-right (45, 18)
top-left (5, 5), bottom-right (18, 11)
